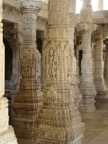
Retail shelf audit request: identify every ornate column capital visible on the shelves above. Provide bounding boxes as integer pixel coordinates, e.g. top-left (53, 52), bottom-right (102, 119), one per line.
top-left (94, 34), bottom-right (102, 42)
top-left (93, 25), bottom-right (108, 41)
top-left (17, 0), bottom-right (42, 12)
top-left (93, 27), bottom-right (103, 42)
top-left (77, 23), bottom-right (97, 33)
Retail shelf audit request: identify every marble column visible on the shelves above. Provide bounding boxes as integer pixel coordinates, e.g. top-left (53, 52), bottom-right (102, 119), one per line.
top-left (9, 24), bottom-right (22, 92)
top-left (78, 0), bottom-right (96, 112)
top-left (69, 0), bottom-right (82, 110)
top-left (94, 34), bottom-right (108, 102)
top-left (9, 25), bottom-right (23, 125)
top-left (13, 1), bottom-right (43, 144)
top-left (98, 0), bottom-right (104, 11)
top-left (79, 24), bottom-right (96, 112)
top-left (0, 0), bottom-right (17, 143)
top-left (37, 0), bottom-right (84, 143)
top-left (104, 39), bottom-right (108, 89)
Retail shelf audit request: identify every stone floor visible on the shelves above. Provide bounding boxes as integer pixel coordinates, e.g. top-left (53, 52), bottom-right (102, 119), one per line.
top-left (82, 103), bottom-right (108, 144)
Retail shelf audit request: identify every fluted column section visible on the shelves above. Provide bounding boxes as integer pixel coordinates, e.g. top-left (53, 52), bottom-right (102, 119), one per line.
top-left (37, 0), bottom-right (84, 143)
top-left (0, 0), bottom-right (17, 143)
top-left (13, 1), bottom-right (43, 143)
top-left (94, 34), bottom-right (108, 101)
top-left (104, 39), bottom-right (108, 89)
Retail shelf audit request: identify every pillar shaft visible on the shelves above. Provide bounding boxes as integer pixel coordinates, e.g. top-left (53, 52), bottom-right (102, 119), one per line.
top-left (104, 40), bottom-right (108, 88)
top-left (69, 0), bottom-right (82, 109)
top-left (9, 25), bottom-right (21, 92)
top-left (37, 0), bottom-right (84, 143)
top-left (0, 0), bottom-right (17, 143)
top-left (80, 0), bottom-right (92, 24)
top-left (13, 1), bottom-right (43, 143)
top-left (80, 25), bottom-right (96, 112)
top-left (94, 34), bottom-right (108, 101)
top-left (69, 0), bottom-right (76, 13)
top-left (78, 0), bottom-right (96, 112)
top-left (98, 0), bottom-right (104, 11)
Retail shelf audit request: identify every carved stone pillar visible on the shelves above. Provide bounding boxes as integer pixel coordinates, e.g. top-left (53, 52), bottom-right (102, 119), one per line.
top-left (9, 25), bottom-right (22, 92)
top-left (79, 24), bottom-right (96, 112)
top-left (9, 24), bottom-right (23, 125)
top-left (98, 0), bottom-right (104, 11)
top-left (69, 1), bottom-right (82, 110)
top-left (69, 0), bottom-right (76, 13)
top-left (104, 39), bottom-right (108, 89)
top-left (13, 1), bottom-right (43, 143)
top-left (80, 0), bottom-right (93, 23)
top-left (78, 0), bottom-right (96, 112)
top-left (37, 0), bottom-right (84, 143)
top-left (0, 0), bottom-right (17, 143)
top-left (94, 33), bottom-right (108, 101)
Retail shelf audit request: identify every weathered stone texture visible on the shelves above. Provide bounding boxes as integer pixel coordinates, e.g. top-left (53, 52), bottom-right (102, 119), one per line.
top-left (37, 0), bottom-right (84, 144)
top-left (13, 0), bottom-right (43, 143)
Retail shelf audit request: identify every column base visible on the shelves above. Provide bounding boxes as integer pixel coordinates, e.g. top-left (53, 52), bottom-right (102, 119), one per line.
top-left (80, 97), bottom-right (96, 113)
top-left (18, 139), bottom-right (37, 144)
top-left (37, 134), bottom-right (83, 144)
top-left (80, 104), bottom-right (96, 113)
top-left (0, 126), bottom-right (17, 144)
top-left (71, 84), bottom-right (82, 108)
top-left (96, 91), bottom-right (108, 103)
top-left (13, 91), bottom-right (43, 141)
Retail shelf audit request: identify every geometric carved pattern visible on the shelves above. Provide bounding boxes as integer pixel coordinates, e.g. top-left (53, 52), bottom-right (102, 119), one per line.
top-left (13, 0), bottom-right (43, 142)
top-left (37, 0), bottom-right (84, 143)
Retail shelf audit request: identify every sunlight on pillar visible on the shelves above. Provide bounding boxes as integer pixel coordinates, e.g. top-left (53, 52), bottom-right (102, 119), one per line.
top-left (76, 0), bottom-right (108, 13)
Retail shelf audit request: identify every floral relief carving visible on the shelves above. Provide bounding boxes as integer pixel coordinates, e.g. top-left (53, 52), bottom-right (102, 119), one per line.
top-left (36, 0), bottom-right (84, 143)
top-left (13, 0), bottom-right (43, 140)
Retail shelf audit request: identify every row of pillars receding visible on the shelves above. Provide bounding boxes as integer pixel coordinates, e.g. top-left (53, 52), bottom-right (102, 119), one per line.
top-left (0, 0), bottom-right (108, 144)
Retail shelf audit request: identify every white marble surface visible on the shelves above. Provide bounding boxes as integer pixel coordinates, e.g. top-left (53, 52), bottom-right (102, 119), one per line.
top-left (82, 103), bottom-right (108, 144)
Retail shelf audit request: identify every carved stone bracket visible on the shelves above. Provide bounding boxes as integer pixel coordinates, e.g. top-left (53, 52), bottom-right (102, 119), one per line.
top-left (77, 23), bottom-right (97, 34)
top-left (17, 0), bottom-right (42, 11)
